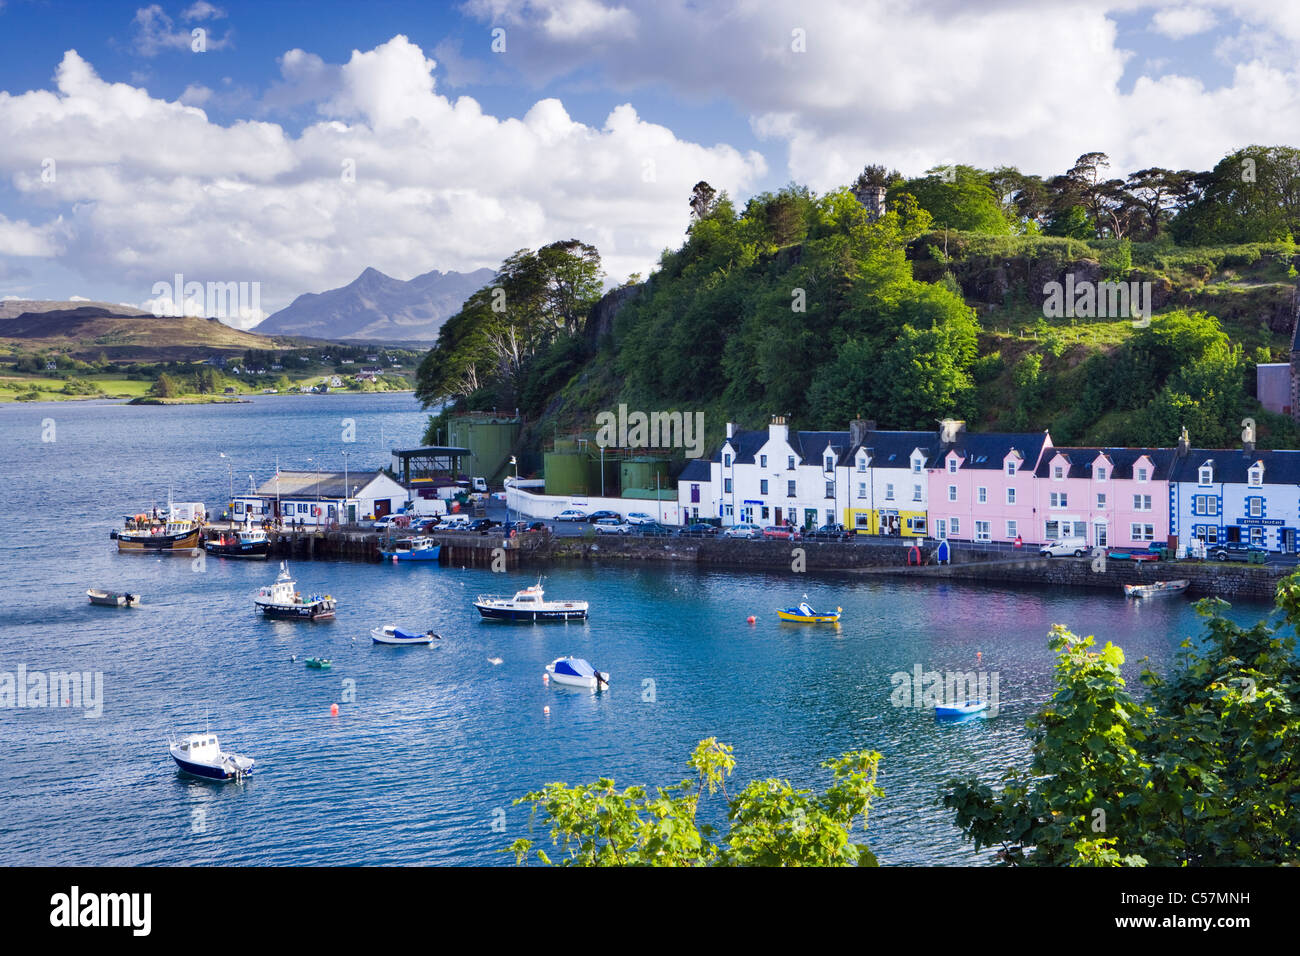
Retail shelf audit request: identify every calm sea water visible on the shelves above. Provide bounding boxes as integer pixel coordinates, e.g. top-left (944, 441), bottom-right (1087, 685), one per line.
top-left (0, 394), bottom-right (1275, 865)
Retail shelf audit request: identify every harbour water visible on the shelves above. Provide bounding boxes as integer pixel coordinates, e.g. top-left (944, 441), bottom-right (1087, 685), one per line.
top-left (0, 394), bottom-right (1274, 865)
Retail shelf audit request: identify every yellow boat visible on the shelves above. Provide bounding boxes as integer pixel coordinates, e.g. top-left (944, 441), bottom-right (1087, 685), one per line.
top-left (777, 600), bottom-right (842, 624)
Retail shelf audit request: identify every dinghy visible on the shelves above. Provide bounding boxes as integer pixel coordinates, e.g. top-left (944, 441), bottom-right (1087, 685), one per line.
top-left (545, 656), bottom-right (609, 689)
top-left (87, 589), bottom-right (141, 607)
top-left (936, 700), bottom-right (989, 720)
top-left (304, 658), bottom-right (332, 669)
top-left (371, 625), bottom-right (441, 645)
top-left (776, 598), bottom-right (842, 623)
top-left (1123, 579), bottom-right (1189, 598)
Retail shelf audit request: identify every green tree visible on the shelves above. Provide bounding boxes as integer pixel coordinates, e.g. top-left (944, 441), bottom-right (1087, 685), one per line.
top-left (889, 165), bottom-right (1011, 233)
top-left (507, 738), bottom-right (883, 866)
top-left (944, 584), bottom-right (1300, 866)
top-left (150, 372), bottom-right (181, 398)
top-left (1172, 145), bottom-right (1300, 244)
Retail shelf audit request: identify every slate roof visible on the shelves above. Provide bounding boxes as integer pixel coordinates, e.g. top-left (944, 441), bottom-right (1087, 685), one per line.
top-left (253, 470), bottom-right (391, 498)
top-left (850, 430), bottom-right (937, 469)
top-left (678, 459), bottom-right (712, 481)
top-left (943, 432), bottom-right (1050, 470)
top-left (1168, 448), bottom-right (1300, 484)
top-left (1035, 447), bottom-right (1176, 480)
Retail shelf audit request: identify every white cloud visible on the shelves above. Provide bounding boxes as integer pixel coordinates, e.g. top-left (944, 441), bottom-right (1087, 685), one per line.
top-left (0, 39), bottom-right (764, 311)
top-left (1151, 6), bottom-right (1217, 40)
top-left (182, 1), bottom-right (226, 20)
top-left (132, 4), bottom-right (231, 56)
top-left (457, 0), bottom-right (1300, 189)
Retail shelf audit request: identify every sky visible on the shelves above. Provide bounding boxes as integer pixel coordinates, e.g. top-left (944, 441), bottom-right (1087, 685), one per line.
top-left (1, 0), bottom-right (1298, 327)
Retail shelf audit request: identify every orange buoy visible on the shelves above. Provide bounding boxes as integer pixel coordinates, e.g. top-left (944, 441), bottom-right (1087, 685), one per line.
top-left (543, 673), bottom-right (549, 683)
top-left (330, 703), bottom-right (339, 716)
top-left (746, 615), bottom-right (756, 625)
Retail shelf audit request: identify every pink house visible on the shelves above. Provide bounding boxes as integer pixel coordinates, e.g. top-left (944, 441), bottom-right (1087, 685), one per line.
top-left (926, 423), bottom-right (1053, 544)
top-left (1033, 447), bottom-right (1173, 549)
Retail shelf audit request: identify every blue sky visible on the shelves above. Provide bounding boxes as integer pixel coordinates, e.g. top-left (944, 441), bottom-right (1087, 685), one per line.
top-left (1, 0), bottom-right (1296, 322)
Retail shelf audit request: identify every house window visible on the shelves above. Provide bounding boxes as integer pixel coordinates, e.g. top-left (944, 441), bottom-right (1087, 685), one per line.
top-left (1131, 523), bottom-right (1155, 541)
top-left (950, 518), bottom-right (960, 536)
top-left (724, 453), bottom-right (732, 468)
top-left (825, 456), bottom-right (835, 472)
top-left (912, 459), bottom-right (922, 474)
top-left (1133, 494), bottom-right (1152, 511)
top-left (760, 480), bottom-right (768, 495)
top-left (975, 520), bottom-right (991, 541)
top-left (787, 456), bottom-right (795, 470)
top-left (761, 507), bottom-right (769, 521)
top-left (760, 455), bottom-right (767, 468)
top-left (1045, 520), bottom-right (1060, 540)
top-left (1137, 468), bottom-right (1148, 482)
top-left (1249, 467), bottom-right (1263, 487)
top-left (1193, 495), bottom-right (1219, 517)
top-left (1050, 492), bottom-right (1068, 508)
top-left (1250, 526), bottom-right (1264, 546)
top-left (1096, 468), bottom-right (1107, 481)
top-left (1053, 465), bottom-right (1064, 479)
top-left (948, 485), bottom-right (957, 502)
top-left (948, 458), bottom-right (958, 473)
top-left (1097, 493), bottom-right (1106, 508)
top-left (1005, 461), bottom-right (1016, 476)
top-left (723, 504), bottom-right (733, 517)
top-left (787, 480), bottom-right (797, 498)
top-left (1006, 520), bottom-right (1018, 539)
top-left (1006, 487), bottom-right (1017, 505)
top-left (885, 483), bottom-right (895, 501)
top-left (857, 457), bottom-right (866, 473)
top-left (913, 484), bottom-right (922, 502)
top-left (724, 478), bottom-right (732, 493)
top-left (825, 481), bottom-right (835, 499)
top-left (910, 516), bottom-right (927, 534)
top-left (977, 486), bottom-right (987, 504)
top-left (1199, 467), bottom-right (1212, 485)
top-left (937, 519), bottom-right (947, 539)
top-left (857, 482), bottom-right (867, 499)
top-left (1249, 497), bottom-right (1263, 517)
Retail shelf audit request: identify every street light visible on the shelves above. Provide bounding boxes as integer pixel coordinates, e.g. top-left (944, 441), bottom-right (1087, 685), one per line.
top-left (342, 450), bottom-right (349, 525)
top-left (508, 455), bottom-right (518, 525)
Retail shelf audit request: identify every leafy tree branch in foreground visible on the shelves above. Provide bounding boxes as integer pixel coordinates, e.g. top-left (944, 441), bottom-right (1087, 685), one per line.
top-left (507, 737), bottom-right (883, 866)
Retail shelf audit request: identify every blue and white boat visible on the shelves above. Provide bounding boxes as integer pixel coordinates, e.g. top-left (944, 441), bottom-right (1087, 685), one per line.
top-left (169, 732), bottom-right (255, 781)
top-left (474, 583), bottom-right (588, 622)
top-left (545, 656), bottom-right (609, 689)
top-left (935, 700), bottom-right (989, 721)
top-left (379, 536), bottom-right (442, 562)
top-left (370, 624), bottom-right (441, 645)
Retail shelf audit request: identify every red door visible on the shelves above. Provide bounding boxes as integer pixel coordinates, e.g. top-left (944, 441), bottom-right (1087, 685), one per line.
top-left (373, 500), bottom-right (390, 519)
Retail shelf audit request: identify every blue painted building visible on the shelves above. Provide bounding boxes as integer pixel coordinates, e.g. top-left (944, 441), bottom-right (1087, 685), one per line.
top-left (1168, 438), bottom-right (1300, 553)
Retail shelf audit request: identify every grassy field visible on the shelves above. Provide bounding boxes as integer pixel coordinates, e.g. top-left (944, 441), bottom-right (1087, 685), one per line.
top-left (0, 370), bottom-right (414, 403)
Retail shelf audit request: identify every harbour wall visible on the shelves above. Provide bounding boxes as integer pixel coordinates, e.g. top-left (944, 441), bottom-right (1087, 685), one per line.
top-left (256, 528), bottom-right (1288, 600)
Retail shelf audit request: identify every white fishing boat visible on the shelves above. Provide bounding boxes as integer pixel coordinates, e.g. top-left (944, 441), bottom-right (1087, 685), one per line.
top-left (546, 656), bottom-right (609, 689)
top-left (87, 589), bottom-right (141, 607)
top-left (474, 582), bottom-right (588, 622)
top-left (370, 625), bottom-right (441, 645)
top-left (168, 732), bottom-right (255, 782)
top-left (1123, 579), bottom-right (1189, 598)
top-left (254, 562), bottom-right (336, 620)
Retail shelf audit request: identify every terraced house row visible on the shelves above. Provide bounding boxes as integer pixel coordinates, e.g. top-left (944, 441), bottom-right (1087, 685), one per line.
top-left (676, 416), bottom-right (1300, 553)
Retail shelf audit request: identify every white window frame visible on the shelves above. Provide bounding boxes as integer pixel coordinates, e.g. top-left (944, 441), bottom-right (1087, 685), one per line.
top-left (977, 486), bottom-right (987, 504)
top-left (1006, 487), bottom-right (1017, 505)
top-left (948, 485), bottom-right (957, 502)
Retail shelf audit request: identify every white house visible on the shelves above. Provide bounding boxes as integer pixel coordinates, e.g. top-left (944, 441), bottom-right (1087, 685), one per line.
top-left (232, 469), bottom-right (410, 526)
top-left (837, 426), bottom-right (937, 537)
top-left (1169, 438), bottom-right (1300, 553)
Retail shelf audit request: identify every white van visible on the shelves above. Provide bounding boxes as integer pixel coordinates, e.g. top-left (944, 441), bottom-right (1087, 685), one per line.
top-left (1040, 537), bottom-right (1088, 558)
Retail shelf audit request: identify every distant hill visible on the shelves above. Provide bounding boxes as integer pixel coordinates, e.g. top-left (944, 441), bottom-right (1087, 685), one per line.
top-left (0, 305), bottom-right (281, 361)
top-left (0, 298), bottom-right (150, 320)
top-left (255, 266), bottom-right (494, 342)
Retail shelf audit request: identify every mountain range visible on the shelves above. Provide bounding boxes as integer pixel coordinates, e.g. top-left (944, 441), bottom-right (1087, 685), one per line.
top-left (254, 266), bottom-right (493, 342)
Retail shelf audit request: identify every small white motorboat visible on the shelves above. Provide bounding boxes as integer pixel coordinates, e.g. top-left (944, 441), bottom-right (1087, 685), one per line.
top-left (1123, 579), bottom-right (1189, 598)
top-left (370, 625), bottom-right (441, 645)
top-left (936, 700), bottom-right (989, 721)
top-left (169, 732), bottom-right (255, 782)
top-left (546, 656), bottom-right (609, 690)
top-left (87, 589), bottom-right (141, 607)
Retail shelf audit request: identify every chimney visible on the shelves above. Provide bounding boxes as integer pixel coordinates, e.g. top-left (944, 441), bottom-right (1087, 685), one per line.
top-left (769, 415), bottom-right (788, 445)
top-left (1177, 426), bottom-right (1189, 457)
top-left (938, 419), bottom-right (966, 444)
top-left (849, 419), bottom-right (870, 448)
top-left (1243, 438), bottom-right (1255, 456)
top-left (726, 421), bottom-right (736, 439)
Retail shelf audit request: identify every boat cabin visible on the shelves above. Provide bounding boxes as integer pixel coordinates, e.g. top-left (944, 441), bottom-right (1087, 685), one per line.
top-left (178, 734), bottom-right (220, 757)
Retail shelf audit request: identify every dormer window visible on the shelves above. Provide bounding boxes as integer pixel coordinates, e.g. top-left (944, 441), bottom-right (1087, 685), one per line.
top-left (857, 455), bottom-right (867, 473)
top-left (1005, 460), bottom-right (1016, 477)
top-left (1096, 467), bottom-right (1107, 481)
top-left (760, 455), bottom-right (767, 468)
top-left (787, 456), bottom-right (795, 470)
top-left (1199, 466), bottom-right (1213, 486)
top-left (1137, 467), bottom-right (1148, 482)
top-left (1053, 465), bottom-right (1064, 479)
top-left (1249, 465), bottom-right (1263, 487)
top-left (825, 456), bottom-right (834, 472)
top-left (911, 458), bottom-right (922, 474)
top-left (948, 458), bottom-right (958, 474)
top-left (724, 453), bottom-right (732, 468)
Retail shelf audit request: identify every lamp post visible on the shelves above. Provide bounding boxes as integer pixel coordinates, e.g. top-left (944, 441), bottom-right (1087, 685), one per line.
top-left (508, 455), bottom-right (518, 525)
top-left (342, 450), bottom-right (349, 526)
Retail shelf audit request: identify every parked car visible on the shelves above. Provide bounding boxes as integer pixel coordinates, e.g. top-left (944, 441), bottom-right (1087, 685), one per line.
top-left (808, 524), bottom-right (849, 540)
top-left (679, 523), bottom-right (720, 537)
top-left (636, 523), bottom-right (674, 537)
top-left (723, 523), bottom-right (762, 539)
top-left (587, 510), bottom-right (622, 523)
top-left (528, 520), bottom-right (548, 532)
top-left (504, 520), bottom-right (533, 535)
top-left (555, 509), bottom-right (588, 522)
top-left (761, 526), bottom-right (796, 540)
top-left (625, 512), bottom-right (656, 525)
top-left (468, 518), bottom-right (499, 534)
top-left (440, 515), bottom-right (471, 530)
top-left (411, 517), bottom-right (439, 532)
top-left (373, 514), bottom-right (408, 531)
top-left (1208, 541), bottom-right (1267, 562)
top-left (1039, 537), bottom-right (1088, 558)
top-left (594, 517), bottom-right (632, 535)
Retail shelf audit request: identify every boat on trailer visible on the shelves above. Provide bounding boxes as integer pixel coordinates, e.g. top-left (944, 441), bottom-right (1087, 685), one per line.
top-left (371, 625), bottom-right (441, 645)
top-left (87, 589), bottom-right (141, 607)
top-left (169, 732), bottom-right (255, 782)
top-left (474, 583), bottom-right (588, 622)
top-left (1123, 579), bottom-right (1189, 598)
